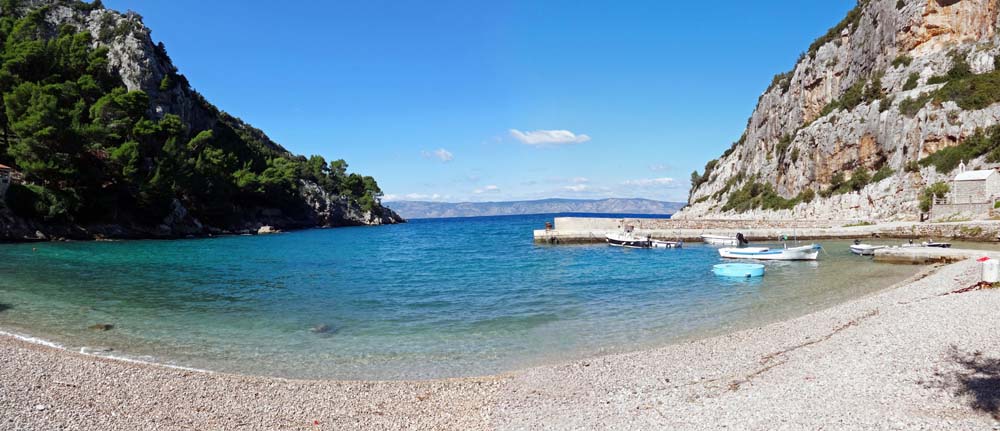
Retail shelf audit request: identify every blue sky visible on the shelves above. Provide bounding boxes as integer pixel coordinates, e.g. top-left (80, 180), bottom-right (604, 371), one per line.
top-left (104, 0), bottom-right (855, 203)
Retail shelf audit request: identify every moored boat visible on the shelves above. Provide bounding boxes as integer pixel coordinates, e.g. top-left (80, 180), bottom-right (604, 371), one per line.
top-left (849, 240), bottom-right (887, 256)
top-left (718, 244), bottom-right (821, 261)
top-left (651, 239), bottom-right (683, 249)
top-left (712, 263), bottom-right (765, 278)
top-left (924, 241), bottom-right (952, 248)
top-left (700, 233), bottom-right (749, 246)
top-left (606, 232), bottom-right (652, 248)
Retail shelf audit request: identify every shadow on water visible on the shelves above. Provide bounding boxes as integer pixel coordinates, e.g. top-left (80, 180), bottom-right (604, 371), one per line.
top-left (0, 303), bottom-right (10, 313)
top-left (944, 346), bottom-right (1000, 420)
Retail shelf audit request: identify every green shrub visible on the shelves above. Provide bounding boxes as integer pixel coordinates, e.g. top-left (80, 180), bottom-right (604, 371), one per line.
top-left (723, 181), bottom-right (812, 213)
top-left (919, 182), bottom-right (949, 212)
top-left (892, 54), bottom-right (912, 68)
top-left (919, 125), bottom-right (1000, 173)
top-left (790, 148), bottom-right (801, 163)
top-left (807, 1), bottom-right (868, 59)
top-left (878, 94), bottom-right (895, 112)
top-left (5, 184), bottom-right (75, 222)
top-left (872, 165), bottom-right (894, 182)
top-left (933, 68), bottom-right (1000, 110)
top-left (899, 93), bottom-right (931, 117)
top-left (904, 160), bottom-right (920, 173)
top-left (928, 53), bottom-right (971, 85)
top-left (902, 72), bottom-right (919, 91)
top-left (775, 133), bottom-right (792, 156)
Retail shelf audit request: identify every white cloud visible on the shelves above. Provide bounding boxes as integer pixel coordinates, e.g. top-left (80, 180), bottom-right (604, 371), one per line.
top-left (622, 177), bottom-right (676, 187)
top-left (509, 129), bottom-right (591, 146)
top-left (648, 164), bottom-right (670, 172)
top-left (564, 184), bottom-right (589, 192)
top-left (421, 148), bottom-right (454, 162)
top-left (474, 185), bottom-right (500, 194)
top-left (571, 177), bottom-right (589, 184)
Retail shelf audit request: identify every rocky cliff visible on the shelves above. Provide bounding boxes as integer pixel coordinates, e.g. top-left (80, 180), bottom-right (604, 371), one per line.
top-left (677, 0), bottom-right (1000, 221)
top-left (0, 0), bottom-right (402, 241)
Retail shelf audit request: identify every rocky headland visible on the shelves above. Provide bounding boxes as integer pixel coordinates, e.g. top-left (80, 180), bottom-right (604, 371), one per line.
top-left (679, 0), bottom-right (1000, 222)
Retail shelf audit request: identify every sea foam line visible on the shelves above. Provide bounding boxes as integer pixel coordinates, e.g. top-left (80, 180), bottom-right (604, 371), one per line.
top-left (0, 329), bottom-right (211, 374)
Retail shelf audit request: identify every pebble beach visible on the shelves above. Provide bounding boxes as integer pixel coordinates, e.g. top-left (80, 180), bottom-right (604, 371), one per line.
top-left (2, 259), bottom-right (999, 430)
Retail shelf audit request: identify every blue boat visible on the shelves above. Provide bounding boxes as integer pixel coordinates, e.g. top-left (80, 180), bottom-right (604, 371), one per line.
top-left (712, 263), bottom-right (765, 278)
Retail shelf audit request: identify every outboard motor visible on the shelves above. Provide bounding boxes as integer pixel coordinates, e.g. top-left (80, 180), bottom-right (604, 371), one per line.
top-left (736, 232), bottom-right (749, 245)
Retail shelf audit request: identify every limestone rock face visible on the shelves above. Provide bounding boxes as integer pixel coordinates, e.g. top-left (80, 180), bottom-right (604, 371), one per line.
top-left (677, 0), bottom-right (1000, 221)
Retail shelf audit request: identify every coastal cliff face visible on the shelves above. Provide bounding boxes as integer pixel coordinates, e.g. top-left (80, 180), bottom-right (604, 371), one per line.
top-left (0, 0), bottom-right (402, 241)
top-left (677, 0), bottom-right (1000, 221)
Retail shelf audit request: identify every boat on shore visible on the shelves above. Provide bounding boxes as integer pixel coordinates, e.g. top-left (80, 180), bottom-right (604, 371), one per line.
top-left (850, 240), bottom-right (887, 256)
top-left (700, 233), bottom-right (749, 246)
top-left (718, 244), bottom-right (821, 261)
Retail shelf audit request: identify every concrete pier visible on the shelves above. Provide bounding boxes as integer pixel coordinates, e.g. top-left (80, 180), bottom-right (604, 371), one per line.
top-left (533, 217), bottom-right (1000, 245)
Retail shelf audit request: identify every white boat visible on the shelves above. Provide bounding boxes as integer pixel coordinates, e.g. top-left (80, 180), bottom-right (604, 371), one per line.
top-left (849, 240), bottom-right (887, 256)
top-left (651, 239), bottom-right (683, 249)
top-left (719, 244), bottom-right (821, 261)
top-left (701, 233), bottom-right (749, 246)
top-left (606, 232), bottom-right (652, 248)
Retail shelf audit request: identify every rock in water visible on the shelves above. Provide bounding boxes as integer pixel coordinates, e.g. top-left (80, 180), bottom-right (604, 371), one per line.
top-left (257, 225), bottom-right (280, 235)
top-left (88, 323), bottom-right (114, 331)
top-left (310, 324), bottom-right (338, 335)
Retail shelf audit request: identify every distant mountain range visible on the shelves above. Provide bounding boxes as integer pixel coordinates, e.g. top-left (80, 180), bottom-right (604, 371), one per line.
top-left (384, 198), bottom-right (685, 219)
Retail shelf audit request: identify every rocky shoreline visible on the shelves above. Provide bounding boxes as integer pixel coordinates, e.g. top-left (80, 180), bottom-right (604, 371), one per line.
top-left (2, 259), bottom-right (999, 430)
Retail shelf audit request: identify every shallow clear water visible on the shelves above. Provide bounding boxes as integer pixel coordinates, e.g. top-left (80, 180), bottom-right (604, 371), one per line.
top-left (0, 214), bottom-right (943, 379)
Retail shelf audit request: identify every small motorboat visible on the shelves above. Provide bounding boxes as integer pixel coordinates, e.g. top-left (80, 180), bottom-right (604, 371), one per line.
top-left (850, 240), bottom-right (887, 256)
top-left (701, 233), bottom-right (749, 246)
top-left (651, 239), bottom-right (683, 249)
top-left (899, 239), bottom-right (952, 248)
top-left (713, 263), bottom-right (765, 278)
top-left (718, 244), bottom-right (821, 261)
top-left (606, 232), bottom-right (652, 248)
top-left (924, 241), bottom-right (952, 248)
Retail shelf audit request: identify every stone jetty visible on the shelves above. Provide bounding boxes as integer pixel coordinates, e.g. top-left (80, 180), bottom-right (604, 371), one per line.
top-left (533, 217), bottom-right (1000, 244)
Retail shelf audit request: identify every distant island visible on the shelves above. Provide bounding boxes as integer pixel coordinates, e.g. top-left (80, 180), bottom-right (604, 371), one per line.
top-left (384, 198), bottom-right (685, 219)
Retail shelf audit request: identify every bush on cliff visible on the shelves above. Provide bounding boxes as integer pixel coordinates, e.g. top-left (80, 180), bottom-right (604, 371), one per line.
top-left (919, 126), bottom-right (1000, 173)
top-left (919, 182), bottom-right (950, 213)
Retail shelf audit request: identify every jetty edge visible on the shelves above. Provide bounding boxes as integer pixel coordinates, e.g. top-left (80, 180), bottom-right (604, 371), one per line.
top-left (534, 217), bottom-right (1000, 244)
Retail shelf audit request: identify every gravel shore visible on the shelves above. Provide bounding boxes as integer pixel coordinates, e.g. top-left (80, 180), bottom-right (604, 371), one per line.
top-left (2, 260), bottom-right (1000, 430)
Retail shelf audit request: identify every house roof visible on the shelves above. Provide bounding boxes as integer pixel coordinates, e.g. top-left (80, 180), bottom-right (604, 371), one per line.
top-left (955, 169), bottom-right (996, 181)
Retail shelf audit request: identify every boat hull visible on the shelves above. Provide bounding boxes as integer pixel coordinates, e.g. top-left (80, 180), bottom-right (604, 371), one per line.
top-left (718, 245), bottom-right (821, 261)
top-left (849, 244), bottom-right (886, 256)
top-left (713, 263), bottom-right (765, 278)
top-left (606, 233), bottom-right (651, 248)
top-left (651, 240), bottom-right (683, 249)
top-left (701, 235), bottom-right (738, 246)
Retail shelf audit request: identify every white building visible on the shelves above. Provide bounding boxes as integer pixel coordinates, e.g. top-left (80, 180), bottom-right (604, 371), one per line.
top-left (950, 163), bottom-right (1000, 204)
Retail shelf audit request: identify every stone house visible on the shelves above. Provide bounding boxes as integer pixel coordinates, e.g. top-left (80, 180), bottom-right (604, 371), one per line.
top-left (930, 162), bottom-right (1000, 220)
top-left (950, 168), bottom-right (1000, 204)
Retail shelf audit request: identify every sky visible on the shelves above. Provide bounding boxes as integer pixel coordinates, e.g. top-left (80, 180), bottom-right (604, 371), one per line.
top-left (104, 0), bottom-right (856, 203)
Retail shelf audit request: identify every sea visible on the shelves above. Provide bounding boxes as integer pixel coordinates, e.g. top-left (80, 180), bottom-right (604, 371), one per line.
top-left (0, 213), bottom-right (934, 380)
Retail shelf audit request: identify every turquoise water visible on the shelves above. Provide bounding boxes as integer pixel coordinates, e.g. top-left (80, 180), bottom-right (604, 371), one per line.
top-left (0, 215), bottom-right (930, 379)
